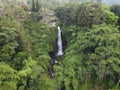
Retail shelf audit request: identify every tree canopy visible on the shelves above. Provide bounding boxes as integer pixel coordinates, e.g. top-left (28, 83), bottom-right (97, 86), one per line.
top-left (0, 1), bottom-right (120, 90)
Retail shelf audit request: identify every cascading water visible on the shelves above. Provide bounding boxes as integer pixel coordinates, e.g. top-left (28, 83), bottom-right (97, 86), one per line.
top-left (48, 25), bottom-right (64, 79)
top-left (56, 26), bottom-right (63, 56)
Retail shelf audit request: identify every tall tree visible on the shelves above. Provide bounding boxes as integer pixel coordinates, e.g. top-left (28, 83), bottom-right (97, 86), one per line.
top-left (36, 0), bottom-right (40, 12)
top-left (32, 0), bottom-right (35, 11)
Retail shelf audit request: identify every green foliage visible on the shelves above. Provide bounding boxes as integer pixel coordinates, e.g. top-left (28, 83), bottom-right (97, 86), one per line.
top-left (37, 55), bottom-right (50, 70)
top-left (55, 3), bottom-right (105, 27)
top-left (0, 2), bottom-right (57, 90)
top-left (18, 56), bottom-right (36, 77)
top-left (24, 20), bottom-right (57, 55)
top-left (56, 7), bottom-right (119, 89)
top-left (23, 20), bottom-right (57, 90)
top-left (55, 24), bottom-right (120, 90)
top-left (0, 27), bottom-right (18, 62)
top-left (77, 3), bottom-right (105, 27)
top-left (0, 62), bottom-right (18, 90)
top-left (16, 56), bottom-right (37, 90)
top-left (55, 3), bottom-right (118, 27)
top-left (1, 1), bottom-right (120, 90)
top-left (110, 4), bottom-right (120, 27)
top-left (110, 5), bottom-right (120, 17)
top-left (104, 10), bottom-right (118, 24)
top-left (34, 75), bottom-right (57, 90)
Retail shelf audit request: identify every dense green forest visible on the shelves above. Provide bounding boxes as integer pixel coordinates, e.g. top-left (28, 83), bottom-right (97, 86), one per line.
top-left (0, 0), bottom-right (120, 90)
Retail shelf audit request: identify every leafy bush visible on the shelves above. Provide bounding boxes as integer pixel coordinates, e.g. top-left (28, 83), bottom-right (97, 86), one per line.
top-left (55, 24), bottom-right (120, 89)
top-left (55, 3), bottom-right (118, 27)
top-left (0, 62), bottom-right (18, 90)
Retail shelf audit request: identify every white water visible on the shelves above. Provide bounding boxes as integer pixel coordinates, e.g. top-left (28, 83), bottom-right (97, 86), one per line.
top-left (49, 26), bottom-right (63, 79)
top-left (52, 22), bottom-right (56, 26)
top-left (57, 26), bottom-right (63, 56)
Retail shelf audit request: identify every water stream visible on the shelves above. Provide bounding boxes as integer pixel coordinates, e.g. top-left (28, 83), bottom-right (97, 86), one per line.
top-left (48, 24), bottom-right (63, 79)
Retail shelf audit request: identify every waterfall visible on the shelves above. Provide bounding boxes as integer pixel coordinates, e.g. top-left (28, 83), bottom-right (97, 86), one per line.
top-left (57, 26), bottom-right (63, 56)
top-left (48, 26), bottom-right (63, 79)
